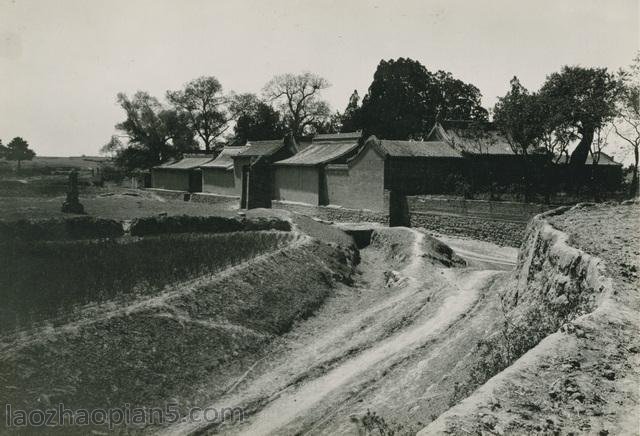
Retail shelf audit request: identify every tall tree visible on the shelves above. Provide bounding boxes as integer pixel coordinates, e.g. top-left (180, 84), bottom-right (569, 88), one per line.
top-left (359, 58), bottom-right (487, 139)
top-left (167, 76), bottom-right (235, 151)
top-left (263, 72), bottom-right (331, 137)
top-left (340, 90), bottom-right (362, 132)
top-left (5, 137), bottom-right (36, 171)
top-left (231, 94), bottom-right (285, 145)
top-left (493, 77), bottom-right (544, 156)
top-left (108, 91), bottom-right (197, 172)
top-left (614, 53), bottom-right (640, 196)
top-left (0, 139), bottom-right (6, 158)
top-left (539, 66), bottom-right (618, 166)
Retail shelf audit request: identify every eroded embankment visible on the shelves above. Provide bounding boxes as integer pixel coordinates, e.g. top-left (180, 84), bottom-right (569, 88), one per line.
top-left (419, 203), bottom-right (640, 435)
top-left (0, 219), bottom-right (358, 434)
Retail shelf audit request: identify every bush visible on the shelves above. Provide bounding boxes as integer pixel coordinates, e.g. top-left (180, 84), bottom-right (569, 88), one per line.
top-left (0, 231), bottom-right (292, 332)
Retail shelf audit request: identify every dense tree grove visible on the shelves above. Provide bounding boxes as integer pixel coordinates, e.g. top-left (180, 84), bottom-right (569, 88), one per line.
top-left (355, 58), bottom-right (487, 139)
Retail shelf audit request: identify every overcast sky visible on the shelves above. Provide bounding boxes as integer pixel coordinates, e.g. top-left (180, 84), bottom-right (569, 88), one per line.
top-left (0, 0), bottom-right (638, 156)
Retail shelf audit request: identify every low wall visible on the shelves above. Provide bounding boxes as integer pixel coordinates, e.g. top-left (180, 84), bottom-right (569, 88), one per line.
top-left (407, 196), bottom-right (551, 221)
top-left (409, 213), bottom-right (527, 247)
top-left (272, 201), bottom-right (388, 225)
top-left (189, 192), bottom-right (239, 206)
top-left (407, 196), bottom-right (556, 247)
top-left (145, 188), bottom-right (189, 201)
top-left (144, 189), bottom-right (548, 247)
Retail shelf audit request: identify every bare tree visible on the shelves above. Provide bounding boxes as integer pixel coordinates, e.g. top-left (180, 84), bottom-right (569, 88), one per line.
top-left (167, 76), bottom-right (239, 151)
top-left (263, 72), bottom-right (331, 137)
top-left (614, 53), bottom-right (640, 196)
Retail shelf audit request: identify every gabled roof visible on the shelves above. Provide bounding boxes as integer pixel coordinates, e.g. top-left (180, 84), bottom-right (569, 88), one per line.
top-left (314, 131), bottom-right (362, 142)
top-left (379, 140), bottom-right (462, 158)
top-left (555, 152), bottom-right (621, 166)
top-left (275, 141), bottom-right (360, 166)
top-left (201, 147), bottom-right (244, 170)
top-left (154, 154), bottom-right (214, 170)
top-left (235, 139), bottom-right (284, 157)
top-left (429, 121), bottom-right (516, 156)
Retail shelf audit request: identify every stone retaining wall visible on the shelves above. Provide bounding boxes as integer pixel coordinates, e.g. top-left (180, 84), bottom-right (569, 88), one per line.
top-left (407, 196), bottom-right (552, 221)
top-left (409, 212), bottom-right (526, 247)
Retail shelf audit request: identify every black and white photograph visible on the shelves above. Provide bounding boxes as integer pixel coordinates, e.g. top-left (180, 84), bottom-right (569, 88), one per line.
top-left (0, 0), bottom-right (638, 434)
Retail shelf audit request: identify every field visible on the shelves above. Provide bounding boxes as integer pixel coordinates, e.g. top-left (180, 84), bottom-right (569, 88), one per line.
top-left (0, 155), bottom-right (109, 171)
top-left (0, 231), bottom-right (293, 332)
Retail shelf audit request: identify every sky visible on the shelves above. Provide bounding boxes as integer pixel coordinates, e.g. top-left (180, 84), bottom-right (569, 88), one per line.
top-left (0, 0), bottom-right (638, 157)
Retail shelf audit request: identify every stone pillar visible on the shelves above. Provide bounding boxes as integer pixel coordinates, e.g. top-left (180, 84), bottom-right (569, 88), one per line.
top-left (61, 170), bottom-right (85, 214)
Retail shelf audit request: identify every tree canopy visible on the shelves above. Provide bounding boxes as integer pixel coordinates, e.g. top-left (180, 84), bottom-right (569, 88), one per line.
top-left (263, 72), bottom-right (331, 137)
top-left (493, 77), bottom-right (544, 156)
top-left (539, 66), bottom-right (618, 166)
top-left (358, 58), bottom-right (487, 139)
top-left (340, 90), bottom-right (362, 133)
top-left (3, 137), bottom-right (36, 170)
top-left (231, 94), bottom-right (285, 145)
top-left (104, 92), bottom-right (198, 172)
top-left (166, 76), bottom-right (237, 150)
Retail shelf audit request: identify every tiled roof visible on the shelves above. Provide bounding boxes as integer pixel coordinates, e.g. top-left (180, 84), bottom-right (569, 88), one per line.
top-left (201, 147), bottom-right (244, 170)
top-left (435, 121), bottom-right (517, 156)
top-left (155, 156), bottom-right (214, 170)
top-left (275, 141), bottom-right (359, 166)
top-left (555, 152), bottom-right (621, 166)
top-left (379, 140), bottom-right (462, 158)
top-left (235, 140), bottom-right (284, 157)
top-left (314, 131), bottom-right (362, 142)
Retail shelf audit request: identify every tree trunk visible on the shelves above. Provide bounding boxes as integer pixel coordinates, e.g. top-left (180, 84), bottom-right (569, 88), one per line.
top-left (569, 127), bottom-right (594, 166)
top-left (631, 146), bottom-right (639, 197)
top-left (568, 127), bottom-right (594, 196)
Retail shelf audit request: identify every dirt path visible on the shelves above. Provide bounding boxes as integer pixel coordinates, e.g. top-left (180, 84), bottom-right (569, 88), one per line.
top-left (162, 230), bottom-right (516, 436)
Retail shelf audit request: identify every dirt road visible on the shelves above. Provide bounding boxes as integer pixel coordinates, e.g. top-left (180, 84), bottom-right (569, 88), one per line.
top-left (163, 229), bottom-right (517, 436)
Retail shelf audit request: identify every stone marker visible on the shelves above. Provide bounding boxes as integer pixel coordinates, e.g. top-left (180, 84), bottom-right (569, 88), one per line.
top-left (61, 169), bottom-right (85, 214)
